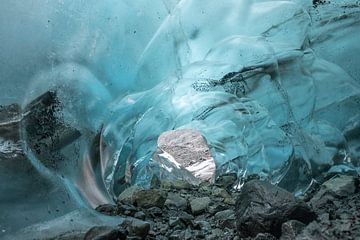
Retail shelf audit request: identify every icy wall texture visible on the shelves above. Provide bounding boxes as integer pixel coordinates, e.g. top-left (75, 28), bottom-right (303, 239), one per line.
top-left (0, 0), bottom-right (360, 238)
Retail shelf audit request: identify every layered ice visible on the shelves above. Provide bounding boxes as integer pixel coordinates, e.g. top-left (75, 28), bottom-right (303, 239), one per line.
top-left (0, 0), bottom-right (360, 238)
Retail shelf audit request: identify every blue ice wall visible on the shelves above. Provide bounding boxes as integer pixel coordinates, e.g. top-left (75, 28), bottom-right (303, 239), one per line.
top-left (0, 0), bottom-right (360, 238)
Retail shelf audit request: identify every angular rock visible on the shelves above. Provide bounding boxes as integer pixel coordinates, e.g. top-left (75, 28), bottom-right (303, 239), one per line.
top-left (208, 202), bottom-right (227, 215)
top-left (133, 189), bottom-right (167, 209)
top-left (322, 175), bottom-right (357, 197)
top-left (224, 197), bottom-right (235, 205)
top-left (310, 175), bottom-right (357, 209)
top-left (134, 211), bottom-right (146, 220)
top-left (95, 204), bottom-right (117, 216)
top-left (280, 220), bottom-right (306, 240)
top-left (117, 203), bottom-right (137, 216)
top-left (117, 186), bottom-right (143, 204)
top-left (295, 221), bottom-right (328, 240)
top-left (146, 206), bottom-right (163, 218)
top-left (212, 186), bottom-right (231, 199)
top-left (190, 197), bottom-right (211, 215)
top-left (128, 219), bottom-right (150, 238)
top-left (161, 180), bottom-right (193, 190)
top-left (169, 230), bottom-right (185, 240)
top-left (193, 220), bottom-right (212, 231)
top-left (254, 233), bottom-right (277, 240)
top-left (84, 226), bottom-right (127, 240)
top-left (165, 192), bottom-right (188, 210)
top-left (235, 180), bottom-right (316, 238)
top-left (169, 216), bottom-right (186, 229)
top-left (208, 228), bottom-right (224, 239)
top-left (178, 211), bottom-right (195, 225)
top-left (215, 173), bottom-right (237, 189)
top-left (214, 209), bottom-right (235, 221)
top-left (214, 209), bottom-right (236, 229)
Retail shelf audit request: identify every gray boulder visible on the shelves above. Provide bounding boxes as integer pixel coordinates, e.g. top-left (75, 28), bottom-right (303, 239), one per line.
top-left (190, 197), bottom-right (211, 215)
top-left (235, 180), bottom-right (316, 238)
top-left (117, 186), bottom-right (143, 204)
top-left (164, 192), bottom-right (188, 210)
top-left (128, 219), bottom-right (150, 238)
top-left (280, 220), bottom-right (306, 240)
top-left (310, 175), bottom-right (357, 209)
top-left (84, 226), bottom-right (127, 240)
top-left (132, 189), bottom-right (167, 209)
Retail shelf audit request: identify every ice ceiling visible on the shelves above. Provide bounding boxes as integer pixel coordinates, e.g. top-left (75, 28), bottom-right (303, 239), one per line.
top-left (1, 0), bottom-right (360, 238)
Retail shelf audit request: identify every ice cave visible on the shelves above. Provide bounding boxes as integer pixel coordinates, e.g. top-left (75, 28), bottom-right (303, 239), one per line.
top-left (0, 0), bottom-right (360, 239)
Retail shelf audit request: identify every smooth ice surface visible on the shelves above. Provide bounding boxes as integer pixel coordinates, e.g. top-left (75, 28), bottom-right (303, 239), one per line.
top-left (1, 0), bottom-right (360, 238)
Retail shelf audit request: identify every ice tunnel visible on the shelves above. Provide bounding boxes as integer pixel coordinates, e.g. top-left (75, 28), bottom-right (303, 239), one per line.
top-left (0, 0), bottom-right (360, 239)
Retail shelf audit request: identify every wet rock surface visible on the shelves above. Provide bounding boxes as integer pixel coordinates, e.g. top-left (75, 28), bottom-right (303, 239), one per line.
top-left (84, 226), bottom-right (127, 240)
top-left (235, 180), bottom-right (316, 238)
top-left (298, 175), bottom-right (360, 240)
top-left (90, 174), bottom-right (360, 240)
top-left (95, 181), bottom-right (238, 239)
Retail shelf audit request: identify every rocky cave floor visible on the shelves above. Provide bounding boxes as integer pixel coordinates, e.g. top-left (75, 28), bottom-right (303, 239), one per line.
top-left (84, 174), bottom-right (360, 240)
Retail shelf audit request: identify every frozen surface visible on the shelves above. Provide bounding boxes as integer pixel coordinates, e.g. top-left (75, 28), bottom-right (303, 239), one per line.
top-left (0, 0), bottom-right (360, 238)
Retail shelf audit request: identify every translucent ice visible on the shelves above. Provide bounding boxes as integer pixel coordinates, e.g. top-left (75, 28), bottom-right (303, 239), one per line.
top-left (1, 0), bottom-right (360, 238)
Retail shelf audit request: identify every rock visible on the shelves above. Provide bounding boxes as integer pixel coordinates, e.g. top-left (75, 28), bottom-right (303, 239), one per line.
top-left (235, 180), bottom-right (316, 238)
top-left (322, 175), bottom-right (356, 196)
top-left (214, 209), bottom-right (236, 229)
top-left (128, 219), bottom-right (150, 238)
top-left (212, 186), bottom-right (231, 199)
top-left (158, 223), bottom-right (169, 235)
top-left (215, 173), bottom-right (237, 189)
top-left (95, 204), bottom-right (117, 216)
top-left (295, 221), bottom-right (328, 240)
top-left (134, 211), bottom-right (146, 220)
top-left (318, 213), bottom-right (330, 225)
top-left (280, 220), bottom-right (306, 240)
top-left (169, 230), bottom-right (185, 240)
top-left (161, 180), bottom-right (193, 190)
top-left (117, 186), bottom-right (143, 204)
top-left (193, 220), bottom-right (212, 231)
top-left (199, 183), bottom-right (212, 193)
top-left (194, 230), bottom-right (206, 239)
top-left (190, 197), bottom-right (211, 215)
top-left (133, 189), bottom-right (167, 208)
top-left (184, 229), bottom-right (193, 240)
top-left (208, 202), bottom-right (227, 215)
top-left (117, 203), bottom-right (137, 216)
top-left (169, 216), bottom-right (186, 229)
top-left (224, 197), bottom-right (235, 205)
top-left (157, 128), bottom-right (216, 182)
top-left (206, 228), bottom-right (224, 240)
top-left (214, 209), bottom-right (235, 221)
top-left (178, 211), bottom-right (195, 225)
top-left (84, 226), bottom-right (127, 240)
top-left (310, 175), bottom-right (357, 209)
top-left (165, 192), bottom-right (188, 210)
top-left (146, 206), bottom-right (163, 218)
top-left (254, 233), bottom-right (277, 240)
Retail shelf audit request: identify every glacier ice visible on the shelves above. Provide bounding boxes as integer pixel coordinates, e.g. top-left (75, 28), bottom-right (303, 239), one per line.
top-left (0, 0), bottom-right (360, 238)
